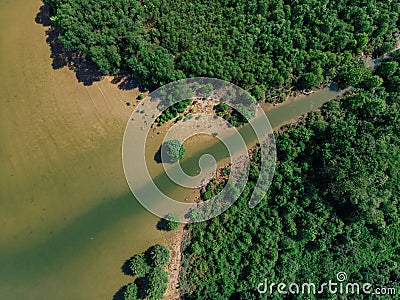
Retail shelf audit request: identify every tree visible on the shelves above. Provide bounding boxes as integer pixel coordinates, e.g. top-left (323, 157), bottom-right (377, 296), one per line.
top-left (145, 267), bottom-right (169, 300)
top-left (124, 282), bottom-right (140, 300)
top-left (121, 243), bottom-right (171, 299)
top-left (355, 32), bottom-right (369, 52)
top-left (164, 214), bottom-right (179, 231)
top-left (46, 0), bottom-right (400, 99)
top-left (162, 140), bottom-right (185, 163)
top-left (148, 244), bottom-right (170, 268)
top-left (376, 61), bottom-right (399, 78)
top-left (298, 68), bottom-right (323, 89)
top-left (359, 74), bottom-right (383, 90)
top-left (129, 254), bottom-right (150, 277)
top-left (336, 65), bottom-right (368, 88)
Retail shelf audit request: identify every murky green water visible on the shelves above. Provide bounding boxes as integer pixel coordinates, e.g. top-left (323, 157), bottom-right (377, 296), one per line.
top-left (0, 1), bottom-right (345, 299)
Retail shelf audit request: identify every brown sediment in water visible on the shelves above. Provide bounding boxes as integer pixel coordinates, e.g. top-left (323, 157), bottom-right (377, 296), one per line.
top-left (0, 1), bottom-right (170, 298)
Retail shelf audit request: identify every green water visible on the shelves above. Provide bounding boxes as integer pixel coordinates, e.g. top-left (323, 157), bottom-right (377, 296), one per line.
top-left (0, 1), bottom-right (345, 299)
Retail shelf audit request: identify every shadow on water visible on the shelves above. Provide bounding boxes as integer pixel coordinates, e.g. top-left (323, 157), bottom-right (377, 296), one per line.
top-left (113, 284), bottom-right (128, 300)
top-left (34, 3), bottom-right (141, 90)
top-left (111, 72), bottom-right (143, 91)
top-left (156, 218), bottom-right (169, 231)
top-left (121, 256), bottom-right (134, 276)
top-left (0, 135), bottom-right (228, 285)
top-left (0, 131), bottom-right (234, 282)
top-left (328, 82), bottom-right (340, 92)
top-left (153, 146), bottom-right (162, 164)
top-left (0, 192), bottom-right (142, 283)
top-left (34, 5), bottom-right (103, 86)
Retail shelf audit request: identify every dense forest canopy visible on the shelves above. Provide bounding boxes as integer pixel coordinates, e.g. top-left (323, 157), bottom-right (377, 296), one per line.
top-left (46, 0), bottom-right (400, 99)
top-left (180, 59), bottom-right (400, 299)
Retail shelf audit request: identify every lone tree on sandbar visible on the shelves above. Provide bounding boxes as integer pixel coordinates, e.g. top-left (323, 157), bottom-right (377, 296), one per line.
top-left (162, 140), bottom-right (185, 163)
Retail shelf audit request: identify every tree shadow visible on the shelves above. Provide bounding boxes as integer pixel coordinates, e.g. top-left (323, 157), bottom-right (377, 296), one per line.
top-left (329, 82), bottom-right (340, 91)
top-left (154, 144), bottom-right (177, 164)
top-left (154, 146), bottom-right (163, 164)
top-left (156, 218), bottom-right (168, 231)
top-left (34, 4), bottom-right (103, 86)
top-left (113, 73), bottom-right (142, 91)
top-left (113, 285), bottom-right (127, 300)
top-left (34, 3), bottom-right (141, 90)
top-left (121, 256), bottom-right (134, 276)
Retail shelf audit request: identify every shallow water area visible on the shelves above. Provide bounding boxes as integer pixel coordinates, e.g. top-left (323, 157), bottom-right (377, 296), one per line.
top-left (0, 1), bottom-right (347, 298)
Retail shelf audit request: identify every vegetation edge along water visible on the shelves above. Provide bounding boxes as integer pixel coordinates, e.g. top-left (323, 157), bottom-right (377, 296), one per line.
top-left (44, 0), bottom-right (399, 101)
top-left (118, 54), bottom-right (400, 299)
top-left (180, 55), bottom-right (400, 299)
top-left (34, 1), bottom-right (400, 299)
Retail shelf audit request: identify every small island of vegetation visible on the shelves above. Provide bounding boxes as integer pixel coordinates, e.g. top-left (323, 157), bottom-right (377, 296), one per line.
top-left (162, 140), bottom-right (186, 164)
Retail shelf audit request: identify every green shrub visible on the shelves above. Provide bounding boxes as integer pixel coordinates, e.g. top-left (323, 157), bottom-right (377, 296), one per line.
top-left (145, 267), bottom-right (169, 300)
top-left (129, 253), bottom-right (150, 277)
top-left (124, 282), bottom-right (140, 300)
top-left (148, 244), bottom-right (170, 268)
top-left (162, 140), bottom-right (185, 163)
top-left (164, 214), bottom-right (179, 231)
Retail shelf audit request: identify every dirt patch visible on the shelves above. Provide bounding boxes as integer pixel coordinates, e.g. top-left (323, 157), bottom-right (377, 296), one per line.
top-left (163, 225), bottom-right (188, 300)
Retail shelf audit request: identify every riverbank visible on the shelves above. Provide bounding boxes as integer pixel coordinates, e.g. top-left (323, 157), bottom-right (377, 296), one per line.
top-left (161, 86), bottom-right (351, 298)
top-left (162, 225), bottom-right (188, 300)
top-left (165, 40), bottom-right (400, 298)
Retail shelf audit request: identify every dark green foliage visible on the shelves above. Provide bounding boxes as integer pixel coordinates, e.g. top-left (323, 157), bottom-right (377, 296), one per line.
top-left (145, 267), bottom-right (169, 300)
top-left (47, 0), bottom-right (145, 74)
top-left (46, 0), bottom-right (399, 95)
top-left (162, 140), bottom-right (185, 163)
top-left (158, 100), bottom-right (191, 125)
top-left (376, 61), bottom-right (399, 78)
top-left (298, 67), bottom-right (324, 89)
top-left (336, 59), bottom-right (370, 88)
top-left (214, 103), bottom-right (254, 127)
top-left (156, 100), bottom-right (191, 125)
top-left (164, 214), bottom-right (179, 231)
top-left (359, 74), bottom-right (383, 90)
top-left (181, 63), bottom-right (400, 299)
top-left (147, 244), bottom-right (170, 268)
top-left (122, 244), bottom-right (170, 300)
top-left (173, 100), bottom-right (191, 113)
top-left (124, 283), bottom-right (140, 300)
top-left (156, 107), bottom-right (178, 125)
top-left (215, 103), bottom-right (230, 112)
top-left (129, 254), bottom-right (150, 277)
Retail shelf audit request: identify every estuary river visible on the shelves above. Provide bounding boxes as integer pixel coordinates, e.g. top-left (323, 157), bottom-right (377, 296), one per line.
top-left (0, 1), bottom-right (349, 299)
